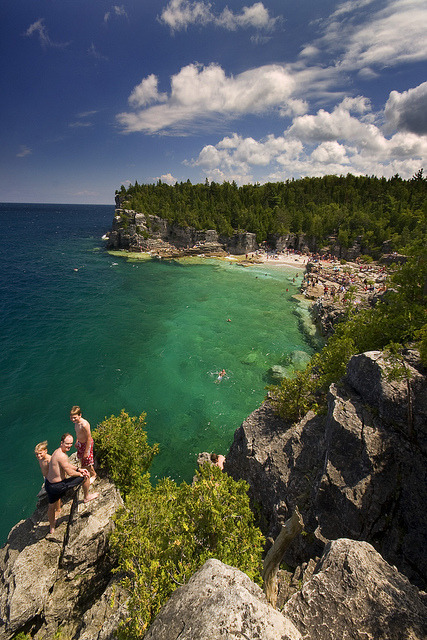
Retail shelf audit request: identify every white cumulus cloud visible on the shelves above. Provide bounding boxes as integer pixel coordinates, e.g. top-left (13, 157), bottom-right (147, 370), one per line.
top-left (129, 75), bottom-right (168, 107)
top-left (117, 63), bottom-right (296, 134)
top-left (191, 92), bottom-right (427, 183)
top-left (158, 173), bottom-right (178, 185)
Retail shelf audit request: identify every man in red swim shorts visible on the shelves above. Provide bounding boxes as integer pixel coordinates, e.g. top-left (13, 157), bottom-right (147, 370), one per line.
top-left (70, 405), bottom-right (97, 483)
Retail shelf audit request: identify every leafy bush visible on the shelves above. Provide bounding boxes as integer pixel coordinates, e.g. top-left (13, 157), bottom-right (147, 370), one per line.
top-left (92, 410), bottom-right (159, 497)
top-left (110, 463), bottom-right (264, 638)
top-left (267, 366), bottom-right (318, 423)
top-left (93, 413), bottom-right (264, 638)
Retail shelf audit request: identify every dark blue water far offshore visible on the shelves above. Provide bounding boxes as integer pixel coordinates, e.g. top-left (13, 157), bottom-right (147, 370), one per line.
top-left (0, 202), bottom-right (316, 544)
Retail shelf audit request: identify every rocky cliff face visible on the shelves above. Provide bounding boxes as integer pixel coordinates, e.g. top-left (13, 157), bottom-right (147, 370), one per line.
top-left (108, 197), bottom-right (381, 260)
top-left (282, 537), bottom-right (427, 640)
top-left (0, 470), bottom-right (126, 640)
top-left (143, 540), bottom-right (427, 640)
top-left (225, 349), bottom-right (427, 590)
top-left (106, 209), bottom-right (258, 255)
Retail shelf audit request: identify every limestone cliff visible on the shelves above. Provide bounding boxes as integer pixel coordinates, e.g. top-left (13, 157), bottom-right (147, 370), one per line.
top-left (0, 470), bottom-right (126, 640)
top-left (106, 208), bottom-right (257, 256)
top-left (225, 349), bottom-right (427, 590)
top-left (107, 200), bottom-right (370, 260)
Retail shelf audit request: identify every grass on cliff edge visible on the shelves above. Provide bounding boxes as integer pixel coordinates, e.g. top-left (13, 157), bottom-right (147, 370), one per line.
top-left (93, 410), bottom-right (265, 639)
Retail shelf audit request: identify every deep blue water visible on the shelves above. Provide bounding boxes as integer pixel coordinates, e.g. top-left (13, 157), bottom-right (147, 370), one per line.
top-left (0, 203), bottom-right (316, 543)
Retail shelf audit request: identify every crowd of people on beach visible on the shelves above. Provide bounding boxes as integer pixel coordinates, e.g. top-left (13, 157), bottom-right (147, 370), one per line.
top-left (300, 256), bottom-right (388, 305)
top-left (34, 406), bottom-right (98, 536)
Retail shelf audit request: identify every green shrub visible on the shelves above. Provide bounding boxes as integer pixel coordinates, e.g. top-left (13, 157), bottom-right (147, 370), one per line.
top-left (93, 413), bottom-right (264, 638)
top-left (267, 366), bottom-right (318, 423)
top-left (111, 464), bottom-right (264, 638)
top-left (92, 410), bottom-right (159, 497)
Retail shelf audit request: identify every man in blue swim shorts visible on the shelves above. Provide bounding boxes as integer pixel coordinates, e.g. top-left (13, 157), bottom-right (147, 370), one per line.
top-left (45, 433), bottom-right (98, 534)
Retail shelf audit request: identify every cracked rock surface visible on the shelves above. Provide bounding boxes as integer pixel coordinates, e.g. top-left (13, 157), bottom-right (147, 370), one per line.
top-left (0, 469), bottom-right (127, 640)
top-left (226, 350), bottom-right (427, 589)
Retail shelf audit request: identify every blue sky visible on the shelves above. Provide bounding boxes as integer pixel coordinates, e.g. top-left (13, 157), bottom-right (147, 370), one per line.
top-left (1, 0), bottom-right (426, 204)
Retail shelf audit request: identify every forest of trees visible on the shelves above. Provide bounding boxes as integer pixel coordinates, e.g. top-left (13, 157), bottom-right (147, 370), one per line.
top-left (116, 172), bottom-right (427, 255)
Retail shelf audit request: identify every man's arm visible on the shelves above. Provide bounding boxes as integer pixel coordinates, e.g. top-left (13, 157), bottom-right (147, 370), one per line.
top-left (59, 453), bottom-right (87, 478)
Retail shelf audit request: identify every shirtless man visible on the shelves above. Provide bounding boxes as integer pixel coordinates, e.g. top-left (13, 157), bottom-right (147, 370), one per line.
top-left (45, 433), bottom-right (98, 534)
top-left (70, 406), bottom-right (96, 483)
top-left (35, 441), bottom-right (61, 516)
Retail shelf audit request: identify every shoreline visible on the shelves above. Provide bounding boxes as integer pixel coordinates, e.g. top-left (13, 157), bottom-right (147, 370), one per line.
top-left (107, 249), bottom-right (310, 271)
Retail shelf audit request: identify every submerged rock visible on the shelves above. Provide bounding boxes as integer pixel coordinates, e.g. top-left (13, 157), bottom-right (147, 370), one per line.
top-left (268, 364), bottom-right (290, 381)
top-left (290, 350), bottom-right (312, 369)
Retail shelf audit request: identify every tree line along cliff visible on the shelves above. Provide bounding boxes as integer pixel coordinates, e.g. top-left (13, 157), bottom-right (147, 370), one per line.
top-left (115, 172), bottom-right (427, 255)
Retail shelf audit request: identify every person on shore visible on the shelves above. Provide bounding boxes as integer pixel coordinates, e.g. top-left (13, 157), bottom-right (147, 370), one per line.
top-left (210, 453), bottom-right (226, 470)
top-left (70, 405), bottom-right (96, 483)
top-left (45, 433), bottom-right (98, 534)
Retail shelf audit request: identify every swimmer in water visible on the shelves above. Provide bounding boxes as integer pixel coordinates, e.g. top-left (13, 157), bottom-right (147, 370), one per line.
top-left (216, 369), bottom-right (227, 382)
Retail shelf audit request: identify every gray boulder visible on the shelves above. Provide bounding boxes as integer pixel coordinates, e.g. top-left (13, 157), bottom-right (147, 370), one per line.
top-left (144, 558), bottom-right (302, 640)
top-left (346, 350), bottom-right (427, 452)
top-left (284, 538), bottom-right (427, 640)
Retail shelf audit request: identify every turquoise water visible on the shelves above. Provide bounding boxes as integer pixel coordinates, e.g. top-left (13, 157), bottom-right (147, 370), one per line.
top-left (0, 203), bottom-right (317, 544)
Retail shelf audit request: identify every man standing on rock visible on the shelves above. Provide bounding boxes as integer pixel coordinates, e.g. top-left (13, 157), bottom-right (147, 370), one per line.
top-left (70, 405), bottom-right (97, 483)
top-left (45, 433), bottom-right (99, 534)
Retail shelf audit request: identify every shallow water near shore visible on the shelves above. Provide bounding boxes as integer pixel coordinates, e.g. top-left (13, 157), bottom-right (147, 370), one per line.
top-left (0, 203), bottom-right (318, 544)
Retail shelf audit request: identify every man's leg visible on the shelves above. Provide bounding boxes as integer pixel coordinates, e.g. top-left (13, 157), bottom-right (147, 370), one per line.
top-left (81, 476), bottom-right (99, 503)
top-left (82, 462), bottom-right (97, 482)
top-left (47, 501), bottom-right (58, 534)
